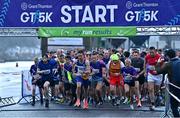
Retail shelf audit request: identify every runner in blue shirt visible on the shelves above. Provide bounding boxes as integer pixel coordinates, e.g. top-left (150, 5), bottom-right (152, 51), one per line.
top-left (48, 55), bottom-right (59, 101)
top-left (90, 52), bottom-right (106, 106)
top-left (37, 54), bottom-right (53, 108)
top-left (121, 58), bottom-right (137, 110)
top-left (30, 57), bottom-right (43, 106)
top-left (73, 50), bottom-right (90, 109)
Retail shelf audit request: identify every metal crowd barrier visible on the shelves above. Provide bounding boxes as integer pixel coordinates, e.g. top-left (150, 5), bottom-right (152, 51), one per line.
top-left (161, 77), bottom-right (180, 118)
top-left (0, 96), bottom-right (16, 108)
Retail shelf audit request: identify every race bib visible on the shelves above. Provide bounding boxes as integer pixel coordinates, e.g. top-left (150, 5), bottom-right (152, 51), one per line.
top-left (43, 69), bottom-right (51, 75)
top-left (92, 69), bottom-right (99, 74)
top-left (148, 65), bottom-right (155, 71)
top-left (77, 66), bottom-right (85, 74)
top-left (124, 76), bottom-right (132, 81)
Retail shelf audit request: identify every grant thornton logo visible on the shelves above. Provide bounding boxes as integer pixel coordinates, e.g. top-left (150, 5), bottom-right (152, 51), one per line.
top-left (126, 1), bottom-right (133, 9)
top-left (21, 2), bottom-right (28, 11)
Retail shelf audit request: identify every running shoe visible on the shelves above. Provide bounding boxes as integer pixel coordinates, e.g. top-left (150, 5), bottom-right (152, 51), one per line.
top-left (74, 99), bottom-right (81, 107)
top-left (104, 96), bottom-right (108, 102)
top-left (141, 97), bottom-right (145, 102)
top-left (96, 101), bottom-right (103, 106)
top-left (120, 96), bottom-right (125, 102)
top-left (116, 99), bottom-right (120, 106)
top-left (51, 96), bottom-right (55, 101)
top-left (127, 99), bottom-right (131, 104)
top-left (45, 99), bottom-right (49, 108)
top-left (149, 105), bottom-right (155, 111)
top-left (31, 101), bottom-right (35, 106)
top-left (123, 98), bottom-right (128, 104)
top-left (99, 97), bottom-right (103, 105)
top-left (40, 98), bottom-right (44, 105)
top-left (137, 100), bottom-right (142, 107)
top-left (130, 104), bottom-right (134, 110)
top-left (89, 98), bottom-right (94, 105)
top-left (60, 98), bottom-right (65, 103)
top-left (108, 96), bottom-right (111, 101)
top-left (68, 100), bottom-right (74, 106)
top-left (83, 99), bottom-right (88, 109)
top-left (112, 98), bottom-right (117, 106)
top-left (31, 96), bottom-right (35, 106)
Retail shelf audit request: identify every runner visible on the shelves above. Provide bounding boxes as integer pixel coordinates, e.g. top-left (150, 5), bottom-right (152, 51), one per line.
top-left (30, 57), bottom-right (43, 106)
top-left (131, 50), bottom-right (144, 107)
top-left (63, 55), bottom-right (76, 106)
top-left (52, 57), bottom-right (62, 102)
top-left (144, 47), bottom-right (161, 110)
top-left (103, 50), bottom-right (110, 65)
top-left (90, 52), bottom-right (106, 106)
top-left (57, 54), bottom-right (66, 103)
top-left (49, 52), bottom-right (58, 101)
top-left (102, 51), bottom-right (111, 102)
top-left (73, 50), bottom-right (91, 109)
top-left (37, 54), bottom-right (54, 108)
top-left (107, 54), bottom-right (125, 106)
top-left (69, 50), bottom-right (77, 62)
top-left (122, 58), bottom-right (137, 109)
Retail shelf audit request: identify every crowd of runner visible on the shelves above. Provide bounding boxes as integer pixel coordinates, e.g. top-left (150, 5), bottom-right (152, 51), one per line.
top-left (29, 47), bottom-right (180, 111)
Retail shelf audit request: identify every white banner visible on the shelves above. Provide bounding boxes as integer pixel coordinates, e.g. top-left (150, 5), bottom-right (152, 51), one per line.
top-left (22, 70), bottom-right (39, 97)
top-left (48, 38), bottom-right (83, 46)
